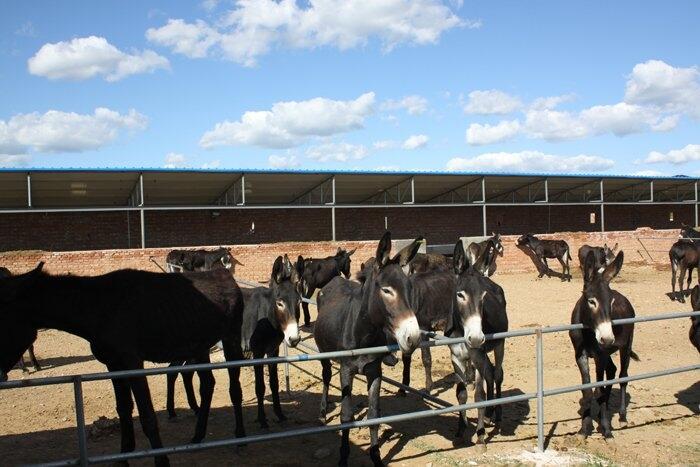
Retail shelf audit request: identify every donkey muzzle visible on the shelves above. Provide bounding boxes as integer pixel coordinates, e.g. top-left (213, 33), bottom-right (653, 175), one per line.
top-left (395, 316), bottom-right (421, 354)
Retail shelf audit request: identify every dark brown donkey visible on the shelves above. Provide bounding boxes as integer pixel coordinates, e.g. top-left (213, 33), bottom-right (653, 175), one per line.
top-left (577, 243), bottom-right (618, 271)
top-left (314, 232), bottom-right (422, 467)
top-left (0, 264), bottom-right (246, 467)
top-left (0, 266), bottom-right (41, 373)
top-left (690, 286), bottom-right (700, 353)
top-left (517, 233), bottom-right (572, 281)
top-left (569, 250), bottom-right (639, 439)
top-left (669, 228), bottom-right (700, 302)
top-left (299, 247), bottom-right (355, 327)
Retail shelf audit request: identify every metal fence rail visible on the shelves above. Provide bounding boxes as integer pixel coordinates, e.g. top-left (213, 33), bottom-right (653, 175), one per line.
top-left (1, 310), bottom-right (698, 466)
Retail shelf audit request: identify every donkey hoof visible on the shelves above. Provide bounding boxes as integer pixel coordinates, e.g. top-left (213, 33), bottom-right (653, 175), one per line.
top-left (396, 389), bottom-right (407, 397)
top-left (475, 441), bottom-right (487, 453)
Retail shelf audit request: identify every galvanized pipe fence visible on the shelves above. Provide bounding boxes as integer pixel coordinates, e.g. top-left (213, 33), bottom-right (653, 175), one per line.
top-left (1, 307), bottom-right (698, 466)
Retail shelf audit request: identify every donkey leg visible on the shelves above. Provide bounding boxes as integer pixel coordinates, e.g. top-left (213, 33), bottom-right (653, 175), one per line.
top-left (222, 338), bottom-right (246, 438)
top-left (108, 367), bottom-right (136, 464)
top-left (421, 343), bottom-right (434, 393)
top-left (365, 360), bottom-right (384, 467)
top-left (397, 352), bottom-right (412, 397)
top-left (597, 355), bottom-right (616, 438)
top-left (678, 265), bottom-right (688, 303)
top-left (493, 342), bottom-right (505, 425)
top-left (470, 351), bottom-right (488, 445)
top-left (319, 360), bottom-right (333, 422)
top-left (267, 348), bottom-right (286, 422)
top-left (28, 345), bottom-right (41, 371)
top-left (191, 355), bottom-right (215, 444)
top-left (671, 258), bottom-right (678, 300)
top-left (128, 372), bottom-right (168, 467)
top-left (18, 354), bottom-right (27, 373)
top-left (451, 351), bottom-right (470, 440)
top-left (302, 287), bottom-right (315, 327)
top-left (252, 349), bottom-right (269, 429)
top-left (339, 365), bottom-right (356, 467)
top-left (618, 345), bottom-right (632, 426)
top-left (575, 352), bottom-right (594, 437)
top-left (181, 361), bottom-right (200, 416)
top-left (166, 362), bottom-right (180, 419)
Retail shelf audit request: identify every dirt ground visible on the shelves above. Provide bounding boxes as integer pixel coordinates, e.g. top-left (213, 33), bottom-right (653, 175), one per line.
top-left (1, 265), bottom-right (698, 466)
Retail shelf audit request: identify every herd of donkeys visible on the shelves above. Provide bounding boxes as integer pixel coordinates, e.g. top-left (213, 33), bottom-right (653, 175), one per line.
top-left (1, 226), bottom-right (699, 466)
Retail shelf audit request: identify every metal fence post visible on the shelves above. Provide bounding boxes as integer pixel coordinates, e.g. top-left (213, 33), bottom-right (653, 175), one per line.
top-left (536, 328), bottom-right (544, 452)
top-left (283, 342), bottom-right (291, 395)
top-left (73, 376), bottom-right (89, 467)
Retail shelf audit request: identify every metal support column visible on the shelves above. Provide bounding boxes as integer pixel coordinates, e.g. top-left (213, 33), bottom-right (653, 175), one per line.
top-left (536, 329), bottom-right (544, 452)
top-left (73, 377), bottom-right (89, 467)
top-left (600, 180), bottom-right (605, 234)
top-left (695, 181), bottom-right (698, 227)
top-left (650, 180), bottom-right (654, 202)
top-left (26, 173), bottom-right (32, 207)
top-left (330, 176), bottom-right (336, 241)
top-left (481, 177), bottom-right (487, 236)
top-left (240, 174), bottom-right (246, 205)
top-left (139, 174), bottom-right (145, 249)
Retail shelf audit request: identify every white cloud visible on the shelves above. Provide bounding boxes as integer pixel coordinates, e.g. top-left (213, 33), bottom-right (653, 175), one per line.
top-left (624, 60), bottom-right (700, 118)
top-left (164, 152), bottom-right (187, 168)
top-left (200, 92), bottom-right (375, 149)
top-left (463, 90), bottom-right (522, 115)
top-left (644, 144), bottom-right (700, 165)
top-left (202, 160), bottom-right (221, 169)
top-left (15, 21), bottom-right (36, 37)
top-left (306, 142), bottom-right (368, 162)
top-left (523, 108), bottom-right (589, 141)
top-left (373, 139), bottom-right (398, 150)
top-left (529, 94), bottom-right (575, 111)
top-left (446, 150), bottom-right (614, 173)
top-left (268, 154), bottom-right (300, 168)
top-left (466, 119), bottom-right (520, 145)
top-left (0, 154), bottom-right (30, 167)
top-left (201, 0), bottom-right (220, 11)
top-left (633, 169), bottom-right (666, 177)
top-left (381, 95), bottom-right (429, 115)
top-left (402, 134), bottom-right (429, 149)
top-left (28, 36), bottom-right (169, 82)
top-left (0, 108), bottom-right (147, 154)
top-left (147, 0), bottom-right (469, 66)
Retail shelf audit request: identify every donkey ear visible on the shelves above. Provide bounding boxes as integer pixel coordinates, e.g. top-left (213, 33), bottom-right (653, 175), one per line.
top-left (376, 231), bottom-right (392, 267)
top-left (583, 251), bottom-right (597, 284)
top-left (272, 256), bottom-right (284, 284)
top-left (296, 255), bottom-right (304, 275)
top-left (602, 250), bottom-right (624, 283)
top-left (612, 242), bottom-right (619, 252)
top-left (453, 240), bottom-right (468, 275)
top-left (347, 248), bottom-right (356, 257)
top-left (472, 242), bottom-right (494, 276)
top-left (337, 247), bottom-right (343, 254)
top-left (691, 285), bottom-right (700, 311)
top-left (394, 236), bottom-right (424, 267)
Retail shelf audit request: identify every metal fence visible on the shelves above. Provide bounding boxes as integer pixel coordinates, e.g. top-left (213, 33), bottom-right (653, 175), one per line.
top-left (0, 303), bottom-right (698, 466)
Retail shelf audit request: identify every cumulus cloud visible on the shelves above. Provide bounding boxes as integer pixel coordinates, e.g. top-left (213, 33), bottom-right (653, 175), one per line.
top-left (624, 60), bottom-right (700, 118)
top-left (306, 142), bottom-right (368, 162)
top-left (446, 150), bottom-right (614, 173)
top-left (200, 92), bottom-right (375, 149)
top-left (0, 108), bottom-right (147, 155)
top-left (373, 140), bottom-right (399, 150)
top-left (529, 94), bottom-right (575, 111)
top-left (463, 90), bottom-right (522, 115)
top-left (28, 36), bottom-right (169, 82)
top-left (268, 154), bottom-right (300, 168)
top-left (644, 144), bottom-right (700, 165)
top-left (381, 95), bottom-right (429, 115)
top-left (466, 119), bottom-right (520, 145)
top-left (201, 160), bottom-right (221, 169)
top-left (147, 0), bottom-right (470, 66)
top-left (0, 154), bottom-right (30, 168)
top-left (164, 152), bottom-right (187, 168)
top-left (402, 134), bottom-right (429, 149)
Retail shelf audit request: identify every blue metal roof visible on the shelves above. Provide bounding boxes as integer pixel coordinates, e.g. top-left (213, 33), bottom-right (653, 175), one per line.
top-left (0, 167), bottom-right (695, 181)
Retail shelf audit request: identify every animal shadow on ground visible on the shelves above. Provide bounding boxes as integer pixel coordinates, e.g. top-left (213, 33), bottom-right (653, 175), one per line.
top-left (0, 388), bottom-right (370, 466)
top-left (516, 245), bottom-right (572, 281)
top-left (675, 380), bottom-right (700, 415)
top-left (11, 354), bottom-right (95, 373)
top-left (666, 290), bottom-right (691, 302)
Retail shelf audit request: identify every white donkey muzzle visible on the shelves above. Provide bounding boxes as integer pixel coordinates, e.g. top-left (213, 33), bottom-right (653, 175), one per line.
top-left (595, 321), bottom-right (615, 346)
top-left (395, 316), bottom-right (421, 354)
top-left (284, 321), bottom-right (300, 347)
top-left (465, 315), bottom-right (486, 349)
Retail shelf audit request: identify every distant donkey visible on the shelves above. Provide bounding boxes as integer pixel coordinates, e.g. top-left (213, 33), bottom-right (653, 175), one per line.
top-left (517, 233), bottom-right (572, 281)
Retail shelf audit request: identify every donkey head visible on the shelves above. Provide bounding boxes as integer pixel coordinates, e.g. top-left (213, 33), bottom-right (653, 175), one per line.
top-left (691, 285), bottom-right (700, 311)
top-left (582, 250), bottom-right (624, 347)
top-left (492, 232), bottom-right (504, 257)
top-left (367, 232), bottom-right (422, 354)
top-left (335, 247), bottom-right (356, 279)
top-left (516, 233), bottom-right (534, 247)
top-left (270, 255), bottom-right (302, 347)
top-left (0, 263), bottom-right (44, 382)
top-left (453, 240), bottom-right (495, 348)
top-left (602, 243), bottom-right (619, 266)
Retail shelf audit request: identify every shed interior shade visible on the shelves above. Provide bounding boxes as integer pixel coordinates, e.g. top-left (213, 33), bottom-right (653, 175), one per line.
top-left (0, 169), bottom-right (696, 209)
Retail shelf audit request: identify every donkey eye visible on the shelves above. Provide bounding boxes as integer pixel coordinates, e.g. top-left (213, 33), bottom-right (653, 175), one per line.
top-left (457, 291), bottom-right (467, 301)
top-left (381, 287), bottom-right (394, 295)
top-left (587, 298), bottom-right (596, 307)
top-left (276, 300), bottom-right (285, 309)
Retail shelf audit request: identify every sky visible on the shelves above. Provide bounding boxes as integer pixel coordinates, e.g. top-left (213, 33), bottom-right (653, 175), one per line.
top-left (1, 0), bottom-right (699, 176)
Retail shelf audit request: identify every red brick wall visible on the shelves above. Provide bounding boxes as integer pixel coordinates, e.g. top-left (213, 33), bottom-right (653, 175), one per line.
top-left (0, 228), bottom-right (681, 282)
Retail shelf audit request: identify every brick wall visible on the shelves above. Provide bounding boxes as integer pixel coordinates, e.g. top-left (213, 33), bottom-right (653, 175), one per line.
top-left (0, 228), bottom-right (680, 282)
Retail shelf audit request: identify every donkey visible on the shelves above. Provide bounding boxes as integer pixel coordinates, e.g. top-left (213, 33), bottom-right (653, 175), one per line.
top-left (241, 254), bottom-right (302, 428)
top-left (680, 223), bottom-right (700, 240)
top-left (578, 243), bottom-right (618, 271)
top-left (299, 247), bottom-right (355, 327)
top-left (446, 240), bottom-right (508, 446)
top-left (408, 253), bottom-right (452, 274)
top-left (314, 232), bottom-right (422, 467)
top-left (690, 286), bottom-right (700, 353)
top-left (0, 266), bottom-right (41, 373)
top-left (465, 233), bottom-right (504, 277)
top-left (517, 233), bottom-right (571, 281)
top-left (166, 247), bottom-right (241, 273)
top-left (570, 250), bottom-right (639, 438)
top-left (669, 239), bottom-right (700, 303)
top-left (0, 265), bottom-right (246, 467)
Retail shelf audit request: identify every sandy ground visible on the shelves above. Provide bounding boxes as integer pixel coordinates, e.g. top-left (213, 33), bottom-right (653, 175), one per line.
top-left (1, 265), bottom-right (698, 466)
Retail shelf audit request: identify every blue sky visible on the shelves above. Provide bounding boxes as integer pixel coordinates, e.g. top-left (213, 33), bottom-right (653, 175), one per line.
top-left (1, 0), bottom-right (699, 175)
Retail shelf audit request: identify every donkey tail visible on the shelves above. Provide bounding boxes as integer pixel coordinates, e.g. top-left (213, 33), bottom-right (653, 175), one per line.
top-left (630, 350), bottom-right (640, 362)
